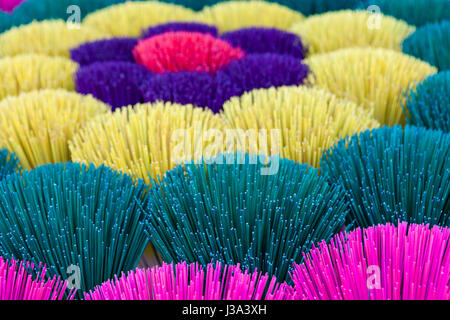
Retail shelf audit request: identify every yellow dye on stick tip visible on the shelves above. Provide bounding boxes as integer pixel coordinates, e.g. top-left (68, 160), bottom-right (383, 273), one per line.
top-left (82, 1), bottom-right (195, 37)
top-left (70, 102), bottom-right (226, 185)
top-left (306, 48), bottom-right (437, 126)
top-left (291, 10), bottom-right (415, 56)
top-left (0, 54), bottom-right (78, 101)
top-left (0, 90), bottom-right (109, 170)
top-left (195, 1), bottom-right (304, 33)
top-left (220, 86), bottom-right (379, 168)
top-left (0, 20), bottom-right (106, 58)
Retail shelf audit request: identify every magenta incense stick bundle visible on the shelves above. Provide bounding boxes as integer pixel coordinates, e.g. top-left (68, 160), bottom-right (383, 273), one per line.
top-left (86, 261), bottom-right (293, 300)
top-left (291, 222), bottom-right (450, 300)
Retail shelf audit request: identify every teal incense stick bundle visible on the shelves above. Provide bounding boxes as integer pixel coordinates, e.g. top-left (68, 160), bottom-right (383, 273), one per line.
top-left (0, 162), bottom-right (149, 298)
top-left (403, 72), bottom-right (450, 132)
top-left (144, 153), bottom-right (348, 282)
top-left (0, 148), bottom-right (19, 181)
top-left (321, 125), bottom-right (450, 228)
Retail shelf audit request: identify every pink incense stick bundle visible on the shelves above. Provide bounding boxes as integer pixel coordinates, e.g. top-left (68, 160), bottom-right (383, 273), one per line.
top-left (0, 257), bottom-right (75, 300)
top-left (291, 222), bottom-right (450, 300)
top-left (85, 261), bottom-right (294, 300)
top-left (0, 0), bottom-right (24, 12)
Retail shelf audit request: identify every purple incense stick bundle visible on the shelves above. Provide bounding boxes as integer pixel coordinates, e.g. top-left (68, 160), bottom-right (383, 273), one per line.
top-left (142, 22), bottom-right (218, 39)
top-left (215, 53), bottom-right (310, 104)
top-left (220, 27), bottom-right (307, 59)
top-left (70, 38), bottom-right (138, 66)
top-left (140, 71), bottom-right (220, 112)
top-left (75, 61), bottom-right (152, 110)
top-left (141, 53), bottom-right (310, 112)
top-left (0, 257), bottom-right (75, 300)
top-left (85, 261), bottom-right (294, 300)
top-left (291, 222), bottom-right (450, 300)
